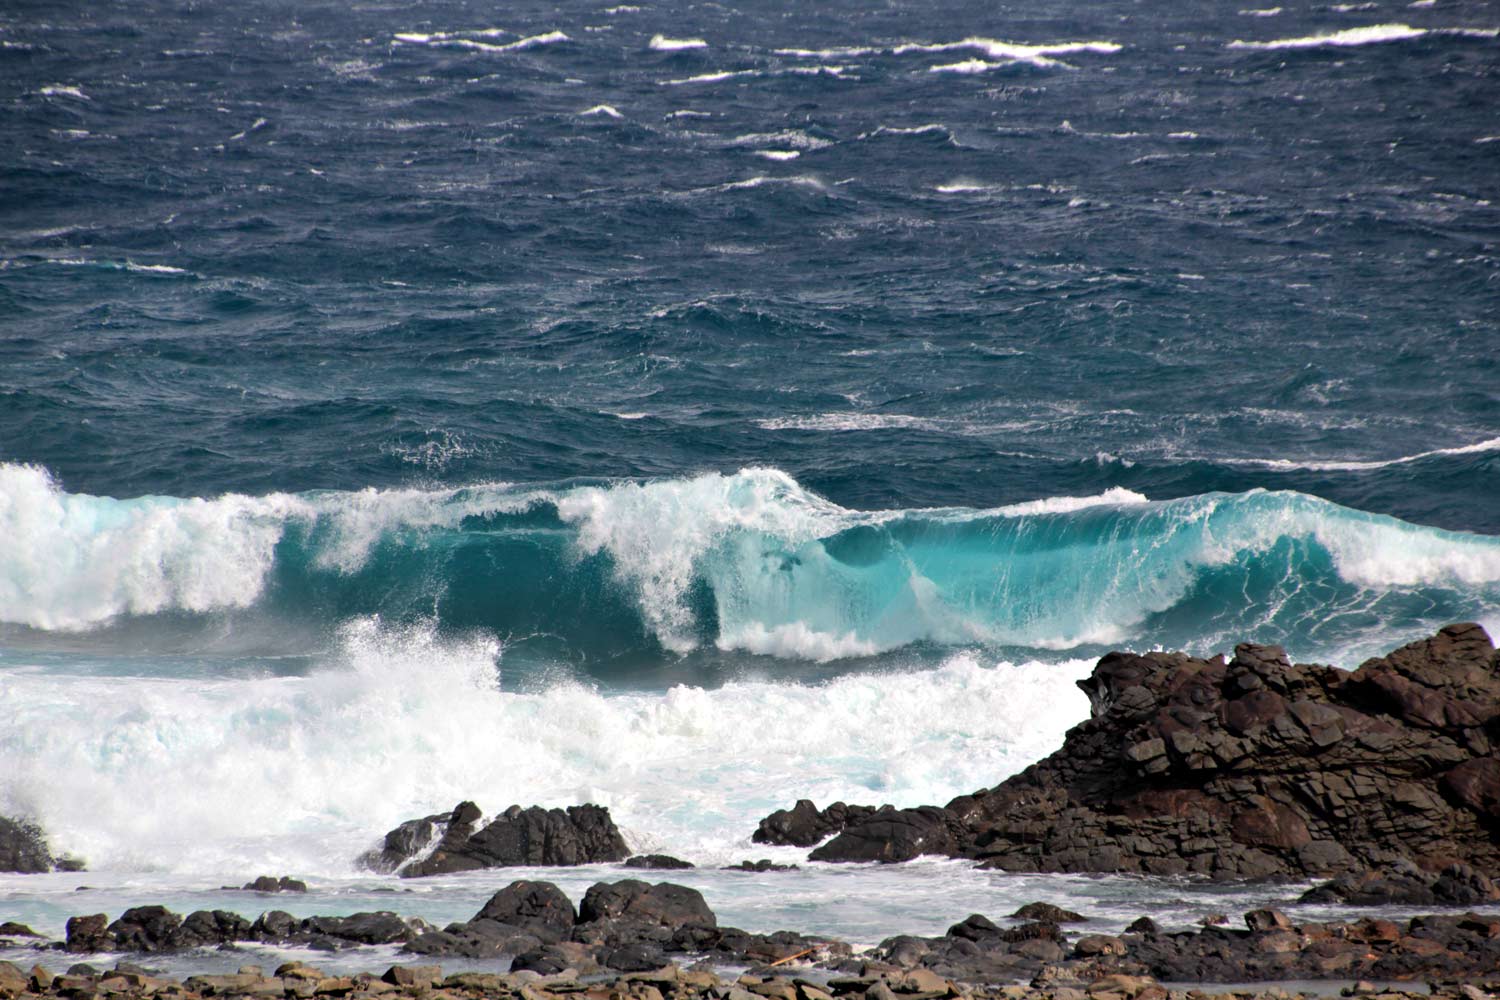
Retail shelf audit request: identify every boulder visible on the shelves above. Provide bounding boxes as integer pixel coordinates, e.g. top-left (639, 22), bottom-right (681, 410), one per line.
top-left (372, 802), bottom-right (629, 877)
top-left (65, 915), bottom-right (111, 953)
top-left (241, 875), bottom-right (308, 893)
top-left (578, 880), bottom-right (715, 930)
top-left (625, 855), bottom-right (695, 870)
top-left (471, 880), bottom-right (577, 940)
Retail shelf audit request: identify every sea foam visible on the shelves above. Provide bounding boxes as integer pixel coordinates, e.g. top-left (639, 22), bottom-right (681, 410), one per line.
top-left (0, 617), bottom-right (1092, 875)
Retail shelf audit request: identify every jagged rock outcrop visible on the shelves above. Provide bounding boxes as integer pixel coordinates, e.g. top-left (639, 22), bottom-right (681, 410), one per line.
top-left (799, 624), bottom-right (1500, 879)
top-left (361, 801), bottom-right (629, 876)
top-left (752, 800), bottom-right (879, 848)
top-left (1299, 859), bottom-right (1500, 905)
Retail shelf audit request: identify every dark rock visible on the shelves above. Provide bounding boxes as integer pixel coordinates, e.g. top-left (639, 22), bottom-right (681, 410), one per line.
top-left (945, 914), bottom-right (1000, 942)
top-left (0, 816), bottom-right (54, 874)
top-left (625, 854), bottom-right (695, 870)
top-left (252, 910), bottom-right (297, 939)
top-left (302, 912), bottom-right (412, 945)
top-left (1125, 917), bottom-right (1159, 935)
top-left (752, 801), bottom-right (878, 848)
top-left (359, 801), bottom-right (483, 874)
top-left (471, 880), bottom-right (577, 940)
top-left (241, 876), bottom-right (308, 893)
top-left (601, 941), bottom-right (666, 972)
top-left (381, 965), bottom-right (441, 988)
top-left (171, 910), bottom-right (252, 948)
top-left (106, 907), bottom-right (182, 952)
top-left (0, 922), bottom-right (39, 937)
top-left (809, 806), bottom-right (959, 864)
top-left (65, 914), bottom-right (110, 953)
top-left (779, 625), bottom-right (1500, 880)
top-left (723, 859), bottom-right (798, 872)
top-left (374, 802), bottom-right (629, 877)
top-left (1010, 903), bottom-right (1087, 923)
top-left (578, 880), bottom-right (715, 930)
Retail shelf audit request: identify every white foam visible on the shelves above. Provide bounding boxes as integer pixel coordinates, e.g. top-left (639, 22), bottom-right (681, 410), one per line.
top-left (895, 36), bottom-right (1122, 67)
top-left (395, 29), bottom-right (568, 52)
top-left (991, 487), bottom-right (1150, 518)
top-left (860, 124), bottom-right (951, 139)
top-left (1228, 23), bottom-right (1428, 48)
top-left (754, 150), bottom-right (800, 161)
top-left (554, 469), bottom-right (842, 653)
top-left (716, 175), bottom-right (827, 192)
top-left (650, 34), bottom-right (707, 51)
top-left (605, 5), bottom-right (641, 13)
top-left (1216, 435), bottom-right (1500, 472)
top-left (580, 104), bottom-right (623, 118)
top-left (930, 59), bottom-right (1000, 74)
top-left (499, 30), bottom-right (570, 51)
top-left (0, 464), bottom-right (522, 630)
top-left (774, 46), bottom-right (879, 58)
top-left (718, 622), bottom-right (881, 661)
top-left (756, 413), bottom-right (947, 432)
top-left (1240, 6), bottom-right (1284, 15)
top-left (661, 69), bottom-right (757, 85)
top-left (0, 618), bottom-right (1092, 874)
top-left (935, 180), bottom-right (991, 193)
top-left (729, 130), bottom-right (832, 151)
top-left (667, 109), bottom-right (712, 118)
top-left (38, 85), bottom-right (89, 100)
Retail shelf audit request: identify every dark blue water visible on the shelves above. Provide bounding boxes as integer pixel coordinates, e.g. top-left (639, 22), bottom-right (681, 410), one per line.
top-left (2, 0), bottom-right (1499, 671)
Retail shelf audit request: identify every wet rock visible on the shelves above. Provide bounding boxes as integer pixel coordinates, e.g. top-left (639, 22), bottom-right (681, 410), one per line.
top-left (780, 625), bottom-right (1500, 880)
top-left (301, 912), bottom-right (412, 945)
top-left (65, 915), bottom-right (111, 953)
top-left (1300, 858), bottom-right (1500, 905)
top-left (723, 860), bottom-right (799, 872)
top-left (240, 876), bottom-right (307, 893)
top-left (374, 802), bottom-right (629, 877)
top-left (753, 801), bottom-right (879, 848)
top-left (810, 806), bottom-right (959, 864)
top-left (171, 910), bottom-right (253, 948)
top-left (360, 801), bottom-right (482, 874)
top-left (578, 880), bottom-right (716, 930)
top-left (0, 923), bottom-right (39, 938)
top-left (1011, 903), bottom-right (1087, 924)
top-left (471, 880), bottom-right (577, 940)
top-left (625, 855), bottom-right (695, 870)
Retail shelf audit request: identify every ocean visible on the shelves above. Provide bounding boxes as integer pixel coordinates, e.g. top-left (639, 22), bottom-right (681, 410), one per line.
top-left (1, 0), bottom-right (1498, 971)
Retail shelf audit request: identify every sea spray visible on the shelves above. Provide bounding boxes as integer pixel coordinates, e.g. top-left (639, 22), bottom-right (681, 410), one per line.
top-left (0, 617), bottom-right (1091, 875)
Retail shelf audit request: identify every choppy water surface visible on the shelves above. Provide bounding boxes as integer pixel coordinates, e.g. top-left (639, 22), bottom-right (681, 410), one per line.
top-left (1, 0), bottom-right (1498, 967)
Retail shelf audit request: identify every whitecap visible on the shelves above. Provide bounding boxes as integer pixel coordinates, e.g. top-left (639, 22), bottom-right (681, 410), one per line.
top-left (661, 69), bottom-right (757, 85)
top-left (580, 104), bottom-right (623, 118)
top-left (38, 84), bottom-right (89, 100)
top-left (1215, 436), bottom-right (1500, 473)
top-left (650, 34), bottom-right (707, 51)
top-left (1228, 23), bottom-right (1429, 48)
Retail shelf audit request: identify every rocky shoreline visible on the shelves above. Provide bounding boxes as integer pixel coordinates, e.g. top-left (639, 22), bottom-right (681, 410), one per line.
top-left (5, 878), bottom-right (1500, 987)
top-left (4, 954), bottom-right (1492, 1000)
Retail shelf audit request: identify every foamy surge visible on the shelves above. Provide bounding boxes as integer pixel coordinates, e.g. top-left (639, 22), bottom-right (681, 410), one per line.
top-left (0, 618), bottom-right (1092, 876)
